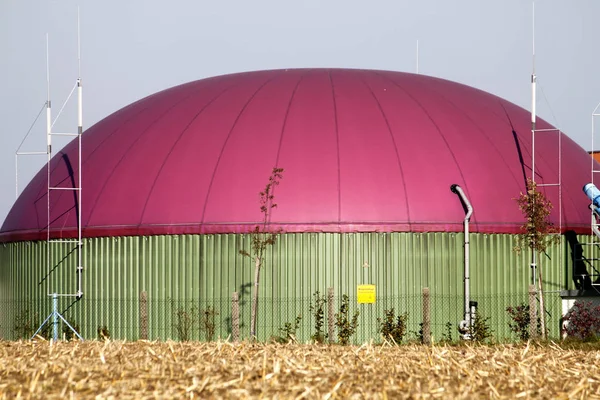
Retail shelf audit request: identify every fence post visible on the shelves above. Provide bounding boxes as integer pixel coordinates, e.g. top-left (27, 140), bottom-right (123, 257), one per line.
top-left (327, 287), bottom-right (335, 343)
top-left (422, 287), bottom-right (431, 345)
top-left (232, 292), bottom-right (240, 342)
top-left (139, 291), bottom-right (148, 340)
top-left (529, 285), bottom-right (538, 340)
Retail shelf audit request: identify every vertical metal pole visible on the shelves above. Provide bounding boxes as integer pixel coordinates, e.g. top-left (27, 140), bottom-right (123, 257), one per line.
top-left (76, 7), bottom-right (84, 299)
top-left (450, 185), bottom-right (473, 330)
top-left (52, 293), bottom-right (59, 341)
top-left (416, 40), bottom-right (419, 74)
top-left (46, 34), bottom-right (52, 293)
top-left (77, 76), bottom-right (83, 298)
top-left (558, 130), bottom-right (563, 289)
top-left (593, 115), bottom-right (596, 241)
top-left (464, 214), bottom-right (470, 325)
top-left (558, 130), bottom-right (562, 230)
top-left (530, 0), bottom-right (537, 287)
top-left (77, 7), bottom-right (81, 79)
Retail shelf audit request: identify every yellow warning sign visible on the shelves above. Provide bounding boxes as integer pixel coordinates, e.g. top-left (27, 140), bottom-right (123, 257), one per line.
top-left (357, 284), bottom-right (376, 304)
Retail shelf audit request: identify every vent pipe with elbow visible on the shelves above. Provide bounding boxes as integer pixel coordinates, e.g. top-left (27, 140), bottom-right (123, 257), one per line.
top-left (450, 184), bottom-right (474, 339)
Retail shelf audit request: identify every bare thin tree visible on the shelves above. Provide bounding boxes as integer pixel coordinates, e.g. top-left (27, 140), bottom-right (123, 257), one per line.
top-left (240, 167), bottom-right (284, 339)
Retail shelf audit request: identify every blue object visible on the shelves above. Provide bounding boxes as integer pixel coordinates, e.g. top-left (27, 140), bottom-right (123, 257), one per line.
top-left (583, 183), bottom-right (600, 213)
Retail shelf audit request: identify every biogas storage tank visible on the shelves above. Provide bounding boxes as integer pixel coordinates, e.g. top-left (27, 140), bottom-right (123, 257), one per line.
top-left (1, 68), bottom-right (596, 342)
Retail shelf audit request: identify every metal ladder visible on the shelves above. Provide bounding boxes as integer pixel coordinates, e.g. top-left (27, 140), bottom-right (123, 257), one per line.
top-left (530, 124), bottom-right (563, 286)
top-left (44, 75), bottom-right (84, 300)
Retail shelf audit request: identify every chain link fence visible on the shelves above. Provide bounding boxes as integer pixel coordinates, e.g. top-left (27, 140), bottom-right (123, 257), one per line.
top-left (0, 290), bottom-right (564, 343)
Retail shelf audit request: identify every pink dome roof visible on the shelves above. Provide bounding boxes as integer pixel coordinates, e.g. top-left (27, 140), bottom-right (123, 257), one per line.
top-left (1, 68), bottom-right (595, 241)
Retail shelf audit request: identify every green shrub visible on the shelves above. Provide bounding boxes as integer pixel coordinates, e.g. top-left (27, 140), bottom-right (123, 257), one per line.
top-left (199, 306), bottom-right (219, 342)
top-left (98, 325), bottom-right (110, 340)
top-left (335, 295), bottom-right (359, 345)
top-left (272, 314), bottom-right (302, 344)
top-left (173, 303), bottom-right (198, 341)
top-left (471, 313), bottom-right (494, 343)
top-left (441, 322), bottom-right (454, 343)
top-left (309, 291), bottom-right (328, 343)
top-left (377, 309), bottom-right (408, 344)
top-left (13, 309), bottom-right (38, 339)
top-left (507, 303), bottom-right (541, 341)
top-left (409, 322), bottom-right (424, 343)
top-left (14, 309), bottom-right (52, 340)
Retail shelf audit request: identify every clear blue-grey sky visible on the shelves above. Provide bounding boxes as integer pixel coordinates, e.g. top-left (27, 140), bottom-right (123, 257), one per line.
top-left (1, 0), bottom-right (598, 224)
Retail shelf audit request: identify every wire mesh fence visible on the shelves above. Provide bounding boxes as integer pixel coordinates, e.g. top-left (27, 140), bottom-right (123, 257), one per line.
top-left (0, 290), bottom-right (565, 343)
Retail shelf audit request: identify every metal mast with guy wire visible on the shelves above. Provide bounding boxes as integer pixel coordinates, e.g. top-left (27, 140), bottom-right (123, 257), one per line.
top-left (31, 10), bottom-right (85, 341)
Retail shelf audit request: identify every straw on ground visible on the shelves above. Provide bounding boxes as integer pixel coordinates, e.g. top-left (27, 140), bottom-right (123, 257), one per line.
top-left (0, 340), bottom-right (599, 399)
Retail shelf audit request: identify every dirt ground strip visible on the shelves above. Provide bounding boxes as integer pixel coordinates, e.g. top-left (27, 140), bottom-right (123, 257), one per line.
top-left (0, 340), bottom-right (600, 399)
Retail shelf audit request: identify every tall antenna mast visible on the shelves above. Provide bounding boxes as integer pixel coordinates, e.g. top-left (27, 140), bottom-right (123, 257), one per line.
top-left (76, 6), bottom-right (84, 299)
top-left (32, 11), bottom-right (85, 341)
top-left (77, 7), bottom-right (81, 78)
top-left (416, 40), bottom-right (419, 74)
top-left (531, 0), bottom-right (537, 178)
top-left (45, 33), bottom-right (52, 278)
top-left (530, 0), bottom-right (537, 287)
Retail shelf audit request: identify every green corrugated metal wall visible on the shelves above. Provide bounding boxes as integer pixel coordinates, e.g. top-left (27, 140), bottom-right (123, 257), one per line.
top-left (0, 232), bottom-right (588, 342)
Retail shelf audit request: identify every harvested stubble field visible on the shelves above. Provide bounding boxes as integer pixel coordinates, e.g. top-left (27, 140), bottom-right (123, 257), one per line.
top-left (0, 340), bottom-right (600, 399)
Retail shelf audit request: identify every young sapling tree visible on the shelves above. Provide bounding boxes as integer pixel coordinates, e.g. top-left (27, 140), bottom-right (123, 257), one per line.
top-left (240, 167), bottom-right (284, 339)
top-left (514, 178), bottom-right (560, 339)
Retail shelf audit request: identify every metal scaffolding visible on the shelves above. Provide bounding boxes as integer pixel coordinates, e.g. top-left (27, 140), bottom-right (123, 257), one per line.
top-left (27, 15), bottom-right (85, 340)
top-left (529, 0), bottom-right (563, 289)
top-left (582, 104), bottom-right (600, 288)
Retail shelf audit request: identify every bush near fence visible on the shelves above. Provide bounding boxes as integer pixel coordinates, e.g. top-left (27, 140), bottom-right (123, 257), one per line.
top-left (0, 289), bottom-right (565, 343)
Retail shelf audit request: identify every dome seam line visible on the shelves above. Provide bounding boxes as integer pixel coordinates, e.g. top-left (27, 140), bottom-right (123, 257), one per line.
top-left (328, 70), bottom-right (342, 224)
top-left (269, 72), bottom-right (307, 225)
top-left (200, 76), bottom-right (277, 226)
top-left (360, 71), bottom-right (412, 228)
top-left (86, 86), bottom-right (211, 227)
top-left (374, 71), bottom-right (471, 214)
top-left (138, 82), bottom-right (241, 225)
top-left (273, 72), bottom-right (306, 168)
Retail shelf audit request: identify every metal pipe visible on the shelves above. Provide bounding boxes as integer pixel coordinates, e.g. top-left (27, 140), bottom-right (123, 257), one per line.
top-left (77, 76), bottom-right (83, 299)
top-left (416, 40), bottom-right (419, 74)
top-left (451, 184), bottom-right (473, 338)
top-left (77, 79), bottom-right (82, 133)
top-left (52, 293), bottom-right (58, 341)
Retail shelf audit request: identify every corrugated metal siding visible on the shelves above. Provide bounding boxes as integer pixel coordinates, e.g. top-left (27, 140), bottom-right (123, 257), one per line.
top-left (0, 243), bottom-right (12, 336)
top-left (0, 232), bottom-right (587, 342)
